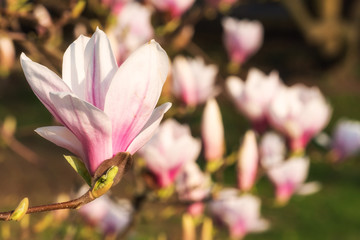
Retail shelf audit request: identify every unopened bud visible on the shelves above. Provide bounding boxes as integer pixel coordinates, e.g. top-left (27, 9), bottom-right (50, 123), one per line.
top-left (10, 197), bottom-right (29, 221)
top-left (91, 166), bottom-right (118, 198)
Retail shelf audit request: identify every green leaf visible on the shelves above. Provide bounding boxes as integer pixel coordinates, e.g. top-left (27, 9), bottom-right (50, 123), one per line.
top-left (71, 0), bottom-right (86, 18)
top-left (64, 155), bottom-right (91, 186)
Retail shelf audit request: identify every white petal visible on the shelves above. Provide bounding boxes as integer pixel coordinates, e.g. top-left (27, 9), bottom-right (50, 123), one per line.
top-left (104, 40), bottom-right (169, 153)
top-left (49, 92), bottom-right (113, 174)
top-left (296, 181), bottom-right (322, 196)
top-left (84, 28), bottom-right (118, 109)
top-left (126, 102), bottom-right (172, 154)
top-left (20, 53), bottom-right (71, 120)
top-left (62, 35), bottom-right (90, 100)
top-left (35, 126), bottom-right (85, 160)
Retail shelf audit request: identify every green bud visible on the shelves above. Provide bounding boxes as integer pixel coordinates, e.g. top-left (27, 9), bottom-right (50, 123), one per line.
top-left (91, 166), bottom-right (118, 198)
top-left (10, 197), bottom-right (29, 221)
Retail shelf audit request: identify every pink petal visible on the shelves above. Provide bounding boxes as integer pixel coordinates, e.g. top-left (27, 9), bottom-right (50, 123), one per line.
top-left (170, 135), bottom-right (201, 167)
top-left (20, 53), bottom-right (72, 120)
top-left (104, 40), bottom-right (169, 153)
top-left (62, 35), bottom-right (90, 100)
top-left (237, 130), bottom-right (259, 191)
top-left (49, 92), bottom-right (113, 175)
top-left (201, 98), bottom-right (225, 161)
top-left (127, 102), bottom-right (171, 154)
top-left (84, 28), bottom-right (118, 110)
top-left (35, 126), bottom-right (85, 160)
top-left (172, 55), bottom-right (196, 105)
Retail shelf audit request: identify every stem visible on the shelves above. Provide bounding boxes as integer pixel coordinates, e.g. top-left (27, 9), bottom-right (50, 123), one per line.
top-left (0, 190), bottom-right (94, 221)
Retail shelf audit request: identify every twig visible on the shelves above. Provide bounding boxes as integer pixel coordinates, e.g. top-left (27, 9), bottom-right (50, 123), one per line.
top-left (0, 188), bottom-right (94, 221)
top-left (3, 135), bottom-right (39, 164)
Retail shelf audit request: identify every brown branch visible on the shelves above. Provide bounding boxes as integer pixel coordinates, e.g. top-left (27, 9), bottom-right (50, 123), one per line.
top-left (3, 135), bottom-right (39, 164)
top-left (0, 189), bottom-right (94, 221)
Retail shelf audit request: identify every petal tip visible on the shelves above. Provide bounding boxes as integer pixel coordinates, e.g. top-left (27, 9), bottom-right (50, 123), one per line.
top-left (20, 53), bottom-right (30, 63)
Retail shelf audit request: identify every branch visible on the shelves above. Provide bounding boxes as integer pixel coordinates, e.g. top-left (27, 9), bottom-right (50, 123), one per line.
top-left (0, 189), bottom-right (94, 221)
top-left (0, 158), bottom-right (127, 221)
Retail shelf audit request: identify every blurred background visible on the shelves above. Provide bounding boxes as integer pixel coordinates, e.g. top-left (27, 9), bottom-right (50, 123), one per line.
top-left (1, 0), bottom-right (360, 239)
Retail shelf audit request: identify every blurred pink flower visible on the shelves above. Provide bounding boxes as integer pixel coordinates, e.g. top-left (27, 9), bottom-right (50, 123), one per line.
top-left (267, 157), bottom-right (309, 204)
top-left (139, 119), bottom-right (201, 188)
top-left (226, 68), bottom-right (281, 132)
top-left (176, 161), bottom-right (211, 216)
top-left (102, 0), bottom-right (131, 14)
top-left (172, 56), bottom-right (218, 107)
top-left (331, 119), bottom-right (360, 161)
top-left (237, 130), bottom-right (259, 192)
top-left (79, 193), bottom-right (133, 236)
top-left (33, 5), bottom-right (53, 35)
top-left (176, 161), bottom-right (211, 202)
top-left (222, 17), bottom-right (263, 64)
top-left (268, 84), bottom-right (332, 152)
top-left (201, 98), bottom-right (225, 161)
top-left (21, 29), bottom-right (171, 175)
top-left (260, 132), bottom-right (286, 169)
top-left (0, 35), bottom-right (15, 75)
top-left (210, 189), bottom-right (269, 239)
top-left (107, 2), bottom-right (154, 65)
top-left (150, 0), bottom-right (195, 18)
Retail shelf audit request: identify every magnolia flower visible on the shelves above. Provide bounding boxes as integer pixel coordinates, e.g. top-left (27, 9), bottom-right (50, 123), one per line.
top-left (176, 161), bottom-right (211, 201)
top-left (172, 56), bottom-right (218, 107)
top-left (176, 161), bottom-right (211, 216)
top-left (237, 130), bottom-right (258, 192)
top-left (107, 2), bottom-right (154, 65)
top-left (268, 84), bottom-right (331, 151)
top-left (0, 35), bottom-right (15, 75)
top-left (79, 194), bottom-right (133, 236)
top-left (33, 5), bottom-right (53, 35)
top-left (201, 98), bottom-right (225, 161)
top-left (21, 29), bottom-right (171, 175)
top-left (139, 119), bottom-right (201, 188)
top-left (150, 0), bottom-right (195, 18)
top-left (226, 68), bottom-right (281, 132)
top-left (222, 17), bottom-right (263, 64)
top-left (330, 119), bottom-right (360, 161)
top-left (101, 0), bottom-right (131, 14)
top-left (260, 132), bottom-right (286, 169)
top-left (209, 189), bottom-right (269, 239)
top-left (267, 157), bottom-right (310, 204)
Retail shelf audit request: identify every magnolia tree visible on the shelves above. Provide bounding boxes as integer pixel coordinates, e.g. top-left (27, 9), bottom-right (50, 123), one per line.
top-left (1, 0), bottom-right (360, 239)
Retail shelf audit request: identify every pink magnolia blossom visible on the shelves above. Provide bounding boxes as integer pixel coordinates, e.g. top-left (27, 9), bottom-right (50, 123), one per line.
top-left (260, 132), bottom-right (286, 169)
top-left (79, 193), bottom-right (133, 236)
top-left (172, 56), bottom-right (218, 107)
top-left (21, 29), bottom-right (171, 175)
top-left (210, 189), bottom-right (269, 239)
top-left (102, 0), bottom-right (131, 14)
top-left (107, 2), bottom-right (154, 65)
top-left (330, 119), bottom-right (360, 161)
top-left (0, 35), bottom-right (15, 74)
top-left (267, 157), bottom-right (309, 204)
top-left (201, 98), bottom-right (225, 161)
top-left (226, 68), bottom-right (281, 132)
top-left (150, 0), bottom-right (195, 19)
top-left (176, 161), bottom-right (211, 216)
top-left (237, 130), bottom-right (259, 192)
top-left (222, 17), bottom-right (263, 64)
top-left (268, 84), bottom-right (332, 152)
top-left (139, 119), bottom-right (201, 188)
top-left (33, 5), bottom-right (53, 35)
